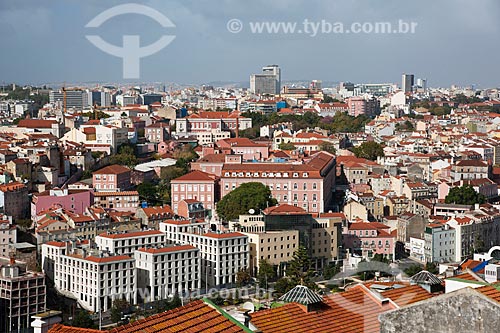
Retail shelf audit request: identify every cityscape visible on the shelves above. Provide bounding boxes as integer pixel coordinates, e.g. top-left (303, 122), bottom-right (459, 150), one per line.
top-left (2, 1), bottom-right (500, 333)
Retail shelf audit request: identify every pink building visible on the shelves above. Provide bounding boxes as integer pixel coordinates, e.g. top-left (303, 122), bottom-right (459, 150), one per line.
top-left (31, 188), bottom-right (94, 219)
top-left (220, 151), bottom-right (336, 213)
top-left (175, 111), bottom-right (252, 134)
top-left (343, 222), bottom-right (396, 260)
top-left (145, 122), bottom-right (170, 143)
top-left (171, 170), bottom-right (219, 214)
top-left (215, 138), bottom-right (269, 161)
top-left (347, 97), bottom-right (367, 117)
top-left (190, 154), bottom-right (226, 177)
top-left (92, 164), bottom-right (131, 191)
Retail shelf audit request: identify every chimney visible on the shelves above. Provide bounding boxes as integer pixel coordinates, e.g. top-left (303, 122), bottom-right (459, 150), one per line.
top-left (243, 310), bottom-right (252, 328)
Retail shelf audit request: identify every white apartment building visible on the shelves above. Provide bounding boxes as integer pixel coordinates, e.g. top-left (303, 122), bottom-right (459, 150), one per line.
top-left (0, 216), bottom-right (16, 257)
top-left (424, 223), bottom-right (456, 263)
top-left (160, 220), bottom-right (249, 287)
top-left (62, 124), bottom-right (128, 154)
top-left (46, 245), bottom-right (136, 312)
top-left (95, 230), bottom-right (166, 256)
top-left (135, 245), bottom-right (200, 302)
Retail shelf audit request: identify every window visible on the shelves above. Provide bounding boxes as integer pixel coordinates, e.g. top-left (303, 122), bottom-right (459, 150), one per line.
top-left (293, 183), bottom-right (298, 189)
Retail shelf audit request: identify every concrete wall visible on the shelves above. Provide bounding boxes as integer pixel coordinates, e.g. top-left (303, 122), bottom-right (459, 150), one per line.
top-left (380, 288), bottom-right (500, 333)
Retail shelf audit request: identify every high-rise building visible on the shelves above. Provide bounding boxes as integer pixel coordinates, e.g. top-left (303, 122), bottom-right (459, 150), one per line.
top-left (49, 90), bottom-right (86, 110)
top-left (89, 91), bottom-right (111, 107)
top-left (416, 78), bottom-right (427, 91)
top-left (402, 73), bottom-right (415, 93)
top-left (250, 65), bottom-right (281, 95)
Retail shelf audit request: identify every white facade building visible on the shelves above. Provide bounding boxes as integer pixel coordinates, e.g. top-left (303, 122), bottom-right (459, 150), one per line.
top-left (424, 223), bottom-right (456, 263)
top-left (95, 230), bottom-right (166, 256)
top-left (160, 220), bottom-right (249, 287)
top-left (47, 246), bottom-right (136, 312)
top-left (135, 245), bottom-right (200, 302)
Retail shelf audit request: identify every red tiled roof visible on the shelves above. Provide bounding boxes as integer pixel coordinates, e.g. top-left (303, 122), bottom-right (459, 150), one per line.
top-left (44, 241), bottom-right (67, 247)
top-left (49, 299), bottom-right (246, 333)
top-left (251, 285), bottom-right (395, 333)
top-left (171, 170), bottom-right (217, 182)
top-left (263, 204), bottom-right (307, 215)
top-left (18, 119), bottom-right (57, 128)
top-left (141, 205), bottom-right (173, 217)
top-left (380, 285), bottom-right (434, 306)
top-left (93, 164), bottom-right (130, 175)
top-left (476, 285), bottom-right (500, 303)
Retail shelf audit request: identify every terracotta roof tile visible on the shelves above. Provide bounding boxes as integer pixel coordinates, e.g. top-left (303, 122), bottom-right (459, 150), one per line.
top-left (250, 285), bottom-right (395, 333)
top-left (172, 170), bottom-right (217, 182)
top-left (49, 299), bottom-right (245, 333)
top-left (93, 164), bottom-right (130, 175)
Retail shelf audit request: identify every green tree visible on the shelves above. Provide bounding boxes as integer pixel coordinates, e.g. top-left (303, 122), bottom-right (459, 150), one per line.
top-left (274, 277), bottom-right (293, 295)
top-left (351, 141), bottom-right (385, 161)
top-left (286, 246), bottom-right (315, 289)
top-left (257, 259), bottom-right (276, 286)
top-left (216, 182), bottom-right (277, 221)
top-left (278, 142), bottom-right (296, 150)
top-left (110, 144), bottom-right (138, 168)
top-left (318, 141), bottom-right (336, 154)
top-left (424, 262), bottom-right (438, 274)
top-left (321, 95), bottom-right (338, 103)
top-left (236, 267), bottom-right (252, 287)
top-left (110, 298), bottom-right (130, 323)
top-left (72, 309), bottom-right (95, 328)
top-left (322, 262), bottom-right (341, 280)
top-left (404, 264), bottom-right (423, 277)
top-left (15, 219), bottom-right (32, 229)
top-left (81, 170), bottom-right (92, 180)
top-left (137, 182), bottom-right (158, 203)
top-left (445, 185), bottom-right (486, 205)
top-left (371, 253), bottom-right (390, 264)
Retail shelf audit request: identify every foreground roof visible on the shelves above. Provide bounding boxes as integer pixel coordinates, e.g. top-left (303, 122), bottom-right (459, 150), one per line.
top-left (49, 299), bottom-right (249, 333)
top-left (251, 285), bottom-right (396, 333)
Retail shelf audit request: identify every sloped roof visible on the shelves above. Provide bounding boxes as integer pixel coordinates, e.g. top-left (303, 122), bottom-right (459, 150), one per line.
top-left (263, 204), bottom-right (307, 216)
top-left (379, 284), bottom-right (435, 306)
top-left (49, 299), bottom-right (248, 333)
top-left (93, 164), bottom-right (130, 175)
top-left (251, 285), bottom-right (396, 333)
top-left (279, 285), bottom-right (323, 305)
top-left (410, 270), bottom-right (442, 285)
top-left (171, 170), bottom-right (217, 182)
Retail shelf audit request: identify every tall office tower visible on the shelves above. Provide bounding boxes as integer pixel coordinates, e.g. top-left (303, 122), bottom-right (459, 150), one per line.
top-left (416, 78), bottom-right (427, 91)
top-left (402, 73), bottom-right (415, 93)
top-left (89, 91), bottom-right (111, 107)
top-left (250, 65), bottom-right (281, 95)
top-left (49, 90), bottom-right (86, 110)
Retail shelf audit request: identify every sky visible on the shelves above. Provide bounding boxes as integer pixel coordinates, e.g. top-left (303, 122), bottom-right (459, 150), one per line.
top-left (1, 0), bottom-right (500, 88)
